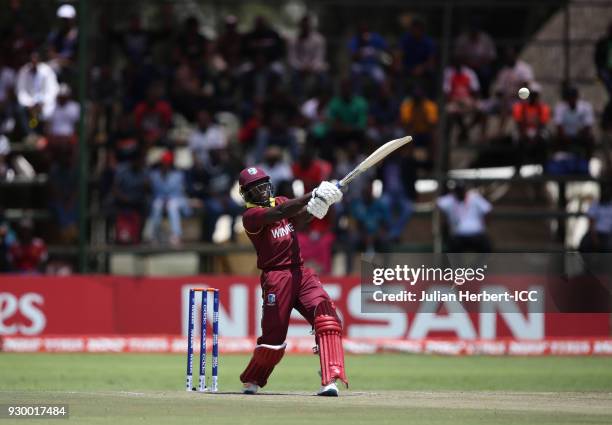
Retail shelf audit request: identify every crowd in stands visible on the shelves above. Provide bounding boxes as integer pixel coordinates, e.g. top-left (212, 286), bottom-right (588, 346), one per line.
top-left (0, 3), bottom-right (610, 273)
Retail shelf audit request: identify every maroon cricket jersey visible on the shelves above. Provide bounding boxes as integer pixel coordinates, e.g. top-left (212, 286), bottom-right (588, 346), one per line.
top-left (242, 196), bottom-right (303, 270)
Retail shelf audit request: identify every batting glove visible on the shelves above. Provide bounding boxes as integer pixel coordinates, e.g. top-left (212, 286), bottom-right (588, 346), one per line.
top-left (307, 197), bottom-right (329, 219)
top-left (313, 181), bottom-right (343, 205)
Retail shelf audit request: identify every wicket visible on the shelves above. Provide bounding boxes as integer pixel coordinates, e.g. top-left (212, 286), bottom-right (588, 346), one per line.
top-left (185, 288), bottom-right (219, 392)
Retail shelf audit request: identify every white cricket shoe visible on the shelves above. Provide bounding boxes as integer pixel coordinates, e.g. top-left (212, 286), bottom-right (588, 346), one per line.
top-left (317, 380), bottom-right (339, 397)
top-left (242, 382), bottom-right (259, 395)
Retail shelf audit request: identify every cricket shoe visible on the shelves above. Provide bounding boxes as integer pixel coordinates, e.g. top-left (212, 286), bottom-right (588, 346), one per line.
top-left (317, 380), bottom-right (339, 397)
top-left (242, 382), bottom-right (260, 395)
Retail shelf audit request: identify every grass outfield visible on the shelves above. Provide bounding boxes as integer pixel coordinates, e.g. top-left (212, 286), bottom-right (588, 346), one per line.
top-left (1, 353), bottom-right (612, 424)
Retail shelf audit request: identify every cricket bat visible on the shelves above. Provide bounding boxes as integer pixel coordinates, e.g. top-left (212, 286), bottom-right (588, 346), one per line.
top-left (337, 136), bottom-right (412, 188)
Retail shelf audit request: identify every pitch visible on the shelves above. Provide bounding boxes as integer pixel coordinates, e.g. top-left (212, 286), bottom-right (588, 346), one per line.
top-left (2, 354), bottom-right (612, 424)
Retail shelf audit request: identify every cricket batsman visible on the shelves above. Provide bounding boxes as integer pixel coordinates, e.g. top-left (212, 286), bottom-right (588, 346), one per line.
top-left (237, 166), bottom-right (348, 396)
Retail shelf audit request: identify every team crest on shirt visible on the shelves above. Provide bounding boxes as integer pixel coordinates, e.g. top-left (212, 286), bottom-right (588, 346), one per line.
top-left (266, 293), bottom-right (276, 306)
top-left (247, 167), bottom-right (258, 175)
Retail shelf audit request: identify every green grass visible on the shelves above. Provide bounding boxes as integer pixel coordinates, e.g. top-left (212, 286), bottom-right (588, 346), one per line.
top-left (1, 354), bottom-right (612, 424)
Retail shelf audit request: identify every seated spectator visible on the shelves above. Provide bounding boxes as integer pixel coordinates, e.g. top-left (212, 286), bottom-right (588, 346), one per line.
top-left (8, 218), bottom-right (47, 274)
top-left (595, 22), bottom-right (612, 97)
top-left (240, 53), bottom-right (282, 109)
top-left (399, 86), bottom-right (438, 166)
top-left (111, 153), bottom-right (150, 244)
top-left (367, 81), bottom-right (402, 145)
top-left (454, 21), bottom-right (496, 96)
top-left (580, 181), bottom-right (612, 252)
top-left (118, 15), bottom-right (154, 66)
top-left (0, 55), bottom-right (16, 106)
top-left (437, 182), bottom-right (492, 252)
top-left (292, 147), bottom-right (331, 193)
top-left (400, 18), bottom-right (436, 93)
top-left (133, 81), bottom-right (172, 147)
top-left (288, 15), bottom-right (328, 97)
top-left (350, 180), bottom-right (391, 254)
top-left (46, 83), bottom-right (79, 157)
top-left (48, 147), bottom-right (78, 243)
top-left (242, 16), bottom-right (285, 71)
top-left (174, 16), bottom-right (211, 66)
top-left (258, 146), bottom-right (293, 188)
top-left (16, 51), bottom-right (60, 131)
top-left (301, 88), bottom-right (331, 141)
top-left (490, 47), bottom-right (534, 132)
top-left (512, 82), bottom-right (550, 168)
top-left (149, 151), bottom-right (190, 245)
top-left (325, 79), bottom-right (368, 158)
top-left (216, 15), bottom-right (243, 71)
top-left (188, 109), bottom-right (227, 168)
top-left (348, 24), bottom-right (389, 86)
top-left (549, 86), bottom-right (595, 175)
top-left (46, 4), bottom-right (78, 78)
top-left (443, 57), bottom-right (480, 143)
top-left (378, 145), bottom-right (417, 242)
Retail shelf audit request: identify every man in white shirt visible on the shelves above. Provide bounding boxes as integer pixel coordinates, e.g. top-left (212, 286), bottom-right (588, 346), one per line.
top-left (554, 87), bottom-right (595, 150)
top-left (188, 109), bottom-right (227, 168)
top-left (437, 182), bottom-right (492, 252)
top-left (16, 52), bottom-right (60, 123)
top-left (47, 83), bottom-right (79, 139)
top-left (580, 182), bottom-right (612, 252)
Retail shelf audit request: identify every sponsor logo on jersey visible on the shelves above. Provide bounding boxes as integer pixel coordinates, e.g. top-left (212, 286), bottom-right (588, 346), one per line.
top-left (271, 222), bottom-right (295, 239)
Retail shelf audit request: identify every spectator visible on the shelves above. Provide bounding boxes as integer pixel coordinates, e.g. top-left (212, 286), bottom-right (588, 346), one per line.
top-left (0, 55), bottom-right (16, 105)
top-left (48, 146), bottom-right (78, 243)
top-left (580, 181), bottom-right (612, 252)
top-left (550, 86), bottom-right (595, 174)
top-left (240, 53), bottom-right (282, 109)
top-left (46, 4), bottom-right (78, 78)
top-left (348, 24), bottom-right (389, 86)
top-left (16, 51), bottom-right (60, 129)
top-left (258, 146), bottom-right (293, 188)
top-left (242, 16), bottom-right (285, 70)
top-left (326, 79), bottom-right (368, 157)
top-left (399, 86), bottom-right (438, 165)
top-left (0, 134), bottom-right (11, 180)
top-left (512, 82), bottom-right (550, 168)
top-left (292, 146), bottom-right (331, 193)
top-left (46, 83), bottom-right (79, 156)
top-left (454, 22), bottom-right (496, 96)
top-left (0, 210), bottom-right (16, 272)
top-left (175, 16), bottom-right (211, 65)
top-left (8, 218), bottom-right (47, 274)
top-left (301, 88), bottom-right (331, 142)
top-left (595, 22), bottom-right (612, 97)
top-left (133, 81), bottom-right (173, 147)
top-left (367, 81), bottom-right (402, 144)
top-left (111, 153), bottom-right (150, 244)
top-left (491, 47), bottom-right (534, 131)
top-left (216, 15), bottom-right (243, 70)
top-left (118, 15), bottom-right (154, 66)
top-left (399, 18), bottom-right (436, 92)
top-left (443, 57), bottom-right (480, 143)
top-left (350, 180), bottom-right (391, 254)
top-left (149, 150), bottom-right (190, 245)
top-left (437, 182), bottom-right (492, 252)
top-left (188, 109), bottom-right (227, 168)
top-left (288, 15), bottom-right (328, 97)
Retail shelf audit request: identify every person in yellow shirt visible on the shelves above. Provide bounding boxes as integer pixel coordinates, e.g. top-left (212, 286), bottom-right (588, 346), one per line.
top-left (399, 86), bottom-right (438, 167)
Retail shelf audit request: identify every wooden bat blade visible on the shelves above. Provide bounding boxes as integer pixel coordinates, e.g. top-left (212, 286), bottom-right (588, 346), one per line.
top-left (339, 136), bottom-right (412, 187)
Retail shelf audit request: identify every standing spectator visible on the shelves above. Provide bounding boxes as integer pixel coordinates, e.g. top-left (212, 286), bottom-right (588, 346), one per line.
top-left (149, 151), bottom-right (190, 245)
top-left (348, 24), bottom-right (389, 86)
top-left (16, 51), bottom-right (60, 129)
top-left (8, 219), bottom-right (47, 274)
top-left (216, 15), bottom-right (243, 70)
top-left (443, 58), bottom-right (481, 143)
top-left (46, 4), bottom-right (78, 78)
top-left (111, 153), bottom-right (150, 244)
top-left (580, 181), bottom-right (612, 252)
top-left (400, 18), bottom-right (436, 93)
top-left (326, 79), bottom-right (368, 157)
top-left (399, 86), bottom-right (438, 165)
top-left (242, 16), bottom-right (285, 70)
top-left (288, 15), bottom-right (328, 97)
top-left (188, 109), bottom-right (227, 168)
top-left (595, 22), bottom-right (612, 97)
top-left (454, 22), bottom-right (497, 96)
top-left (133, 81), bottom-right (173, 147)
top-left (550, 86), bottom-right (595, 174)
top-left (258, 146), bottom-right (293, 188)
top-left (437, 182), bottom-right (492, 252)
top-left (491, 47), bottom-right (534, 131)
top-left (46, 83), bottom-right (79, 156)
top-left (512, 82), bottom-right (550, 168)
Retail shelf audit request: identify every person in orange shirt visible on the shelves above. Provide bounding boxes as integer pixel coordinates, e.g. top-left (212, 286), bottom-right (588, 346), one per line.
top-left (399, 86), bottom-right (438, 167)
top-left (512, 82), bottom-right (550, 170)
